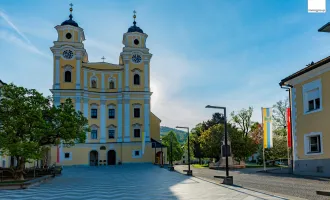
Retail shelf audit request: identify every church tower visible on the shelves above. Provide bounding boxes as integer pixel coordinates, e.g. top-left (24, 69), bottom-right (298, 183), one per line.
top-left (50, 4), bottom-right (87, 108)
top-left (120, 11), bottom-right (152, 142)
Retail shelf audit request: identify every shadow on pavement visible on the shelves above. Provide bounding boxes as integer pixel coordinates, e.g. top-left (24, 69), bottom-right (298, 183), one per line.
top-left (256, 168), bottom-right (330, 182)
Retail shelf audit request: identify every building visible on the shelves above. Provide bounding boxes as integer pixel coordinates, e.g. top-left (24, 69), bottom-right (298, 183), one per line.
top-left (279, 21), bottom-right (330, 177)
top-left (49, 6), bottom-right (164, 166)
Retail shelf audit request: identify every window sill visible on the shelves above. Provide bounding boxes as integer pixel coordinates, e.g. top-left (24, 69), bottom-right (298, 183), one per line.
top-left (305, 152), bottom-right (323, 156)
top-left (304, 108), bottom-right (322, 115)
top-left (132, 156), bottom-right (142, 158)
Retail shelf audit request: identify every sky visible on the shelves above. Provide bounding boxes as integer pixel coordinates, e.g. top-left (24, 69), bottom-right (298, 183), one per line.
top-left (1, 0), bottom-right (330, 129)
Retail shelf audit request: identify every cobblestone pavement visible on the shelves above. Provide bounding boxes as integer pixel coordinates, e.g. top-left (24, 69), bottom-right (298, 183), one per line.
top-left (175, 165), bottom-right (330, 200)
top-left (0, 164), bottom-right (301, 200)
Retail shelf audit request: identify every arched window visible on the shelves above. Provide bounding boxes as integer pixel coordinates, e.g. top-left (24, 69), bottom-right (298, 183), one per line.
top-left (64, 71), bottom-right (71, 82)
top-left (109, 81), bottom-right (115, 89)
top-left (91, 80), bottom-right (97, 88)
top-left (134, 74), bottom-right (140, 85)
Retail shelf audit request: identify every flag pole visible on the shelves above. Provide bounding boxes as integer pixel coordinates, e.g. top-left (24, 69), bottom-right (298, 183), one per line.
top-left (262, 107), bottom-right (266, 171)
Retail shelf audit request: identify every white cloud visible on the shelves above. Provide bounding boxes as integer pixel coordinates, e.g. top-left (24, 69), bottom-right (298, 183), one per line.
top-left (0, 10), bottom-right (51, 60)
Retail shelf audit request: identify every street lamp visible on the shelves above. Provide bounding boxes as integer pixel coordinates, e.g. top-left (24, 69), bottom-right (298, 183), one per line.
top-left (205, 105), bottom-right (233, 185)
top-left (160, 138), bottom-right (164, 168)
top-left (176, 126), bottom-right (192, 176)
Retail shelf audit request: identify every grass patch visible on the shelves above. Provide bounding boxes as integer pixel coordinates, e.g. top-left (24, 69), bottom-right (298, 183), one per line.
top-left (192, 164), bottom-right (208, 168)
top-left (0, 180), bottom-right (26, 185)
top-left (245, 163), bottom-right (289, 168)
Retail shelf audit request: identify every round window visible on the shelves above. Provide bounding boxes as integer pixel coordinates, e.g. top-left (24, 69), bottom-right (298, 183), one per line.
top-left (66, 33), bottom-right (72, 39)
top-left (134, 39), bottom-right (139, 45)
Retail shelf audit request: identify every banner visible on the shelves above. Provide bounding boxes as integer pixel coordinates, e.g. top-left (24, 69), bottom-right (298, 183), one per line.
top-left (286, 108), bottom-right (292, 148)
top-left (142, 132), bottom-right (145, 155)
top-left (262, 108), bottom-right (273, 149)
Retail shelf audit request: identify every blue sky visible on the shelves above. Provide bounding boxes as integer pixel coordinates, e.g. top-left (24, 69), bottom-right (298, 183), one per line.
top-left (1, 0), bottom-right (330, 128)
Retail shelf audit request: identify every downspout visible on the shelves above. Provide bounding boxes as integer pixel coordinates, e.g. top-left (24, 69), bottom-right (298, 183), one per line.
top-left (280, 84), bottom-right (293, 173)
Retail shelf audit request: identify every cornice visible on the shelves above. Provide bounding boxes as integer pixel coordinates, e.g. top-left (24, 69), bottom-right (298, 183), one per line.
top-left (287, 62), bottom-right (330, 86)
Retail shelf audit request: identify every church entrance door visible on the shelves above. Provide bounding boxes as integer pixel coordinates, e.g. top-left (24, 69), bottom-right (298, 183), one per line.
top-left (90, 150), bottom-right (99, 166)
top-left (107, 150), bottom-right (116, 165)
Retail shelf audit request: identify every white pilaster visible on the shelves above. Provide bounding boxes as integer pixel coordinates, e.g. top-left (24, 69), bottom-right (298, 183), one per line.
top-left (117, 95), bottom-right (123, 142)
top-left (100, 99), bottom-right (106, 143)
top-left (76, 54), bottom-right (81, 89)
top-left (101, 73), bottom-right (105, 92)
top-left (84, 69), bottom-right (88, 90)
top-left (124, 59), bottom-right (129, 91)
top-left (54, 95), bottom-right (60, 108)
top-left (144, 60), bottom-right (149, 92)
top-left (75, 94), bottom-right (81, 112)
top-left (54, 55), bottom-right (61, 89)
top-left (83, 96), bottom-right (89, 143)
top-left (291, 88), bottom-right (298, 172)
top-left (118, 72), bottom-right (122, 92)
top-left (144, 96), bottom-right (150, 142)
top-left (124, 94), bottom-right (130, 142)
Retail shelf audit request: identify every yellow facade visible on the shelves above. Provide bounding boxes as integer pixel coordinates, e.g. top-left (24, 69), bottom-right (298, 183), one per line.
top-left (49, 9), bottom-right (165, 166)
top-left (280, 55), bottom-right (330, 176)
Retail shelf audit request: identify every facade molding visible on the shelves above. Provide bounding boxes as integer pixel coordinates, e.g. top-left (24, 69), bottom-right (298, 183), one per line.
top-left (287, 62), bottom-right (330, 86)
top-left (291, 88), bottom-right (298, 166)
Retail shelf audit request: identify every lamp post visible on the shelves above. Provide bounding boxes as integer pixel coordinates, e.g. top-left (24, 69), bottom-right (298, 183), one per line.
top-left (205, 105), bottom-right (233, 185)
top-left (160, 138), bottom-right (164, 168)
top-left (176, 126), bottom-right (192, 176)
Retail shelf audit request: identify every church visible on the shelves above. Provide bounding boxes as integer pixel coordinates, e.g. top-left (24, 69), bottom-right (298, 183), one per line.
top-left (49, 5), bottom-right (165, 166)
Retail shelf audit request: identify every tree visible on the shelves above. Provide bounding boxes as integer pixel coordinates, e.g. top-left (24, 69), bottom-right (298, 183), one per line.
top-left (162, 131), bottom-right (183, 162)
top-left (272, 98), bottom-right (289, 137)
top-left (0, 83), bottom-right (89, 180)
top-left (183, 133), bottom-right (194, 161)
top-left (228, 124), bottom-right (258, 164)
top-left (199, 124), bottom-right (224, 160)
top-left (230, 107), bottom-right (253, 137)
top-left (250, 122), bottom-right (263, 145)
top-left (258, 136), bottom-right (288, 165)
top-left (190, 123), bottom-right (204, 164)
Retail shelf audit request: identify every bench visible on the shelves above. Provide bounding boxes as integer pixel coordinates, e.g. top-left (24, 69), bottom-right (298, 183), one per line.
top-left (214, 175), bottom-right (233, 185)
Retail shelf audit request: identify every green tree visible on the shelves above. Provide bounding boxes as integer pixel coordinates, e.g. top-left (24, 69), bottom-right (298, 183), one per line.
top-left (228, 124), bottom-right (258, 164)
top-left (230, 107), bottom-right (254, 137)
top-left (191, 123), bottom-right (204, 164)
top-left (183, 133), bottom-right (194, 161)
top-left (162, 131), bottom-right (183, 162)
top-left (272, 98), bottom-right (289, 137)
top-left (0, 84), bottom-right (89, 180)
top-left (258, 136), bottom-right (288, 165)
top-left (199, 124), bottom-right (224, 160)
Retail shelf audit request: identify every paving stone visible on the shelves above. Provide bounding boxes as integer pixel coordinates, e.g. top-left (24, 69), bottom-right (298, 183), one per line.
top-left (0, 164), bottom-right (298, 200)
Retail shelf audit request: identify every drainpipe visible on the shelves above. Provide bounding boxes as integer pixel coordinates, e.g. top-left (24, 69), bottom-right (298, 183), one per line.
top-left (280, 84), bottom-right (293, 173)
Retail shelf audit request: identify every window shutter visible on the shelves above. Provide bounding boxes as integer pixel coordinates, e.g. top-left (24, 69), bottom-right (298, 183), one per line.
top-left (307, 88), bottom-right (319, 101)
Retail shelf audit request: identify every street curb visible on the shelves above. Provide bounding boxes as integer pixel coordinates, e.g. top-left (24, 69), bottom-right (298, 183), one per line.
top-left (316, 190), bottom-right (330, 196)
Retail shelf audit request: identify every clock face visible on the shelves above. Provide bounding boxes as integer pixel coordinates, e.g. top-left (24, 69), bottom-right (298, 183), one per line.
top-left (63, 50), bottom-right (73, 59)
top-left (132, 54), bottom-right (142, 63)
